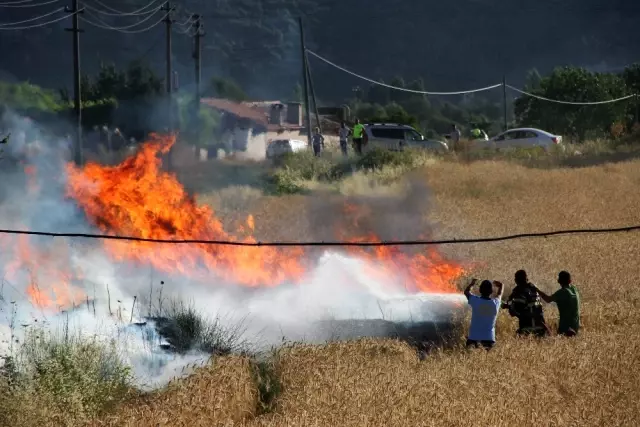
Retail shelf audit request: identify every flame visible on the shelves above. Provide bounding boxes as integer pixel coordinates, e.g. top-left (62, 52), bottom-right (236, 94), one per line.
top-left (65, 134), bottom-right (306, 287)
top-left (4, 234), bottom-right (86, 311)
top-left (338, 204), bottom-right (464, 294)
top-left (4, 132), bottom-right (465, 312)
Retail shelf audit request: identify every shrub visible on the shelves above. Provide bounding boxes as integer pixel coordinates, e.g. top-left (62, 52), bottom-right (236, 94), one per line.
top-left (154, 299), bottom-right (248, 356)
top-left (0, 329), bottom-right (132, 426)
top-left (356, 148), bottom-right (422, 170)
top-left (269, 166), bottom-right (307, 194)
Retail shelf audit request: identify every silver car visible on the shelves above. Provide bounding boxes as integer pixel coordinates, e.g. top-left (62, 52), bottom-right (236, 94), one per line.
top-left (363, 123), bottom-right (449, 153)
top-left (476, 127), bottom-right (563, 151)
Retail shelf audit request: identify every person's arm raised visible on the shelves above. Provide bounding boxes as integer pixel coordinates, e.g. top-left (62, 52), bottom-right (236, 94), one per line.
top-left (493, 281), bottom-right (504, 299)
top-left (464, 278), bottom-right (478, 301)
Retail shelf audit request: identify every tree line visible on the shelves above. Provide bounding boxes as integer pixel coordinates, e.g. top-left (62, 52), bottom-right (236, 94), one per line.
top-left (344, 63), bottom-right (640, 142)
top-left (1, 62), bottom-right (639, 148)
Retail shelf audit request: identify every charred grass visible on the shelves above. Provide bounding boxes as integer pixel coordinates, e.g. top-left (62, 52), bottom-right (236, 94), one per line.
top-left (3, 143), bottom-right (640, 426)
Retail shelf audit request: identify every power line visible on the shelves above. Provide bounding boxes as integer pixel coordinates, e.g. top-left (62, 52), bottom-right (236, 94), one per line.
top-left (307, 50), bottom-right (503, 96)
top-left (83, 7), bottom-right (162, 30)
top-left (80, 11), bottom-right (168, 33)
top-left (506, 84), bottom-right (637, 105)
top-left (83, 2), bottom-right (161, 17)
top-left (0, 6), bottom-right (62, 26)
top-left (0, 224), bottom-right (638, 247)
top-left (0, 8), bottom-right (80, 29)
top-left (0, 0), bottom-right (34, 5)
top-left (84, 0), bottom-right (161, 15)
top-left (0, 0), bottom-right (59, 7)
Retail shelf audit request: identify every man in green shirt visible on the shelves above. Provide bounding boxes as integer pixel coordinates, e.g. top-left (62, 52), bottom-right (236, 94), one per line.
top-left (351, 118), bottom-right (365, 155)
top-left (534, 271), bottom-right (581, 337)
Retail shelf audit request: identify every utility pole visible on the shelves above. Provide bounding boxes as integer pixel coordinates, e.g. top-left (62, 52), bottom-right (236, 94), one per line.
top-left (65, 0), bottom-right (84, 166)
top-left (162, 1), bottom-right (174, 169)
top-left (502, 75), bottom-right (508, 131)
top-left (192, 14), bottom-right (204, 158)
top-left (193, 14), bottom-right (203, 103)
top-left (306, 55), bottom-right (321, 133)
top-left (298, 17), bottom-right (312, 145)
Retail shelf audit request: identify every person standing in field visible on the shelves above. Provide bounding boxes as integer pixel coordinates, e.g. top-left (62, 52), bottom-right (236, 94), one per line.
top-left (464, 278), bottom-right (504, 349)
top-left (503, 270), bottom-right (550, 337)
top-left (339, 121), bottom-right (350, 156)
top-left (533, 271), bottom-right (581, 337)
top-left (351, 118), bottom-right (365, 155)
top-left (311, 127), bottom-right (325, 157)
top-left (448, 124), bottom-right (461, 151)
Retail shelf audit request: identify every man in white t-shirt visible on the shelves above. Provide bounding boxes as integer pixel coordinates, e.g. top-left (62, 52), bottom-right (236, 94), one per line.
top-left (464, 278), bottom-right (504, 349)
top-left (338, 122), bottom-right (350, 156)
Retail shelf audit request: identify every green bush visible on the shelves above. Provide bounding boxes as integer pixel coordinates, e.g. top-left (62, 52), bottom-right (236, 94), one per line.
top-left (355, 148), bottom-right (417, 170)
top-left (0, 329), bottom-right (132, 425)
top-left (269, 166), bottom-right (307, 194)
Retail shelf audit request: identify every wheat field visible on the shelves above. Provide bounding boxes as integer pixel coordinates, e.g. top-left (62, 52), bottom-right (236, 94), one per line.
top-left (87, 156), bottom-right (640, 427)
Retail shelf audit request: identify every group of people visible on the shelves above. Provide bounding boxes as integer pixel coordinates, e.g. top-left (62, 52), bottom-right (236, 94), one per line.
top-left (464, 269), bottom-right (581, 349)
top-left (310, 119), bottom-right (366, 157)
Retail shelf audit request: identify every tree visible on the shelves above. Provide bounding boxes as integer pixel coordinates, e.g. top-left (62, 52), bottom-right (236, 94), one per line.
top-left (205, 77), bottom-right (248, 102)
top-left (514, 66), bottom-right (630, 141)
top-left (524, 68), bottom-right (542, 91)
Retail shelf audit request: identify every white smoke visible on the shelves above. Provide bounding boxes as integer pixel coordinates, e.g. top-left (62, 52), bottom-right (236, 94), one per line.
top-left (0, 111), bottom-right (464, 390)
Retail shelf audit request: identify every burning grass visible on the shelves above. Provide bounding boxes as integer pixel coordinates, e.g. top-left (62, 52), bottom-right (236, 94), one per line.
top-left (3, 135), bottom-right (640, 426)
top-left (93, 149), bottom-right (640, 426)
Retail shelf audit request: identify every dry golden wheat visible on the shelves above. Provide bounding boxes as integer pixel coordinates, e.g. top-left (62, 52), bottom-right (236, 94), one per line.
top-left (74, 157), bottom-right (640, 425)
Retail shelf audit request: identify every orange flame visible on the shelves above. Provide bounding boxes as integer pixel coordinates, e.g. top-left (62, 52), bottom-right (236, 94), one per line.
top-left (4, 234), bottom-right (86, 311)
top-left (65, 134), bottom-right (306, 287)
top-left (5, 133), bottom-right (465, 311)
top-left (338, 203), bottom-right (464, 294)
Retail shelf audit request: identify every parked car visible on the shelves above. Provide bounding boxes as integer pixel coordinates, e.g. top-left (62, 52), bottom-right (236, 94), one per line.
top-left (266, 138), bottom-right (308, 158)
top-left (476, 127), bottom-right (563, 151)
top-left (362, 123), bottom-right (449, 153)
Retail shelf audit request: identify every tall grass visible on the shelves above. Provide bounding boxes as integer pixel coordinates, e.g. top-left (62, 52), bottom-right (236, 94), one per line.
top-left (151, 299), bottom-right (248, 356)
top-left (0, 328), bottom-right (132, 426)
top-left (268, 147), bottom-right (438, 194)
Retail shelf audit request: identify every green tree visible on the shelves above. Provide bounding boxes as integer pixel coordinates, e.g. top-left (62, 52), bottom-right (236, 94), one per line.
top-left (514, 66), bottom-right (629, 141)
top-left (205, 76), bottom-right (248, 102)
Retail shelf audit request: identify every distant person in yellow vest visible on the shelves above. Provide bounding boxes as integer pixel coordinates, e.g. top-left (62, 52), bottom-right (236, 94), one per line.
top-left (471, 126), bottom-right (488, 141)
top-left (352, 119), bottom-right (365, 155)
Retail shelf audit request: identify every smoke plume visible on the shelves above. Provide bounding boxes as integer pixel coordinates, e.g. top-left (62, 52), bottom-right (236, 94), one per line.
top-left (0, 111), bottom-right (465, 389)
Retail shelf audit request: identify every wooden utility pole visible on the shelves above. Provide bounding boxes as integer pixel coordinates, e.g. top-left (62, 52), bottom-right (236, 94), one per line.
top-left (502, 75), bottom-right (508, 131)
top-left (192, 14), bottom-right (204, 157)
top-left (298, 17), bottom-right (312, 145)
top-left (65, 0), bottom-right (84, 165)
top-left (162, 1), bottom-right (175, 169)
top-left (193, 14), bottom-right (203, 103)
top-left (306, 55), bottom-right (321, 133)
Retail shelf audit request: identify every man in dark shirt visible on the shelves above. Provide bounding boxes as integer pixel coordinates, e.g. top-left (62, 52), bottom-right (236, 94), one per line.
top-left (311, 127), bottom-right (325, 157)
top-left (503, 270), bottom-right (550, 337)
top-left (534, 271), bottom-right (581, 337)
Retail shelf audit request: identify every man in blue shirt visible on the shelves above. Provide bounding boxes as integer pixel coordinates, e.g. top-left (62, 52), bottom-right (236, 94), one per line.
top-left (464, 278), bottom-right (504, 349)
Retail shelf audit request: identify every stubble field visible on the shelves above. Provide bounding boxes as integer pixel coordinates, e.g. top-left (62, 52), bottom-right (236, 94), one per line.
top-left (94, 154), bottom-right (640, 427)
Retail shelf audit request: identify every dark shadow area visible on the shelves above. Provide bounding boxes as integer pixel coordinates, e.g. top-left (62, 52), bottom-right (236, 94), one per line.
top-left (312, 318), bottom-right (462, 356)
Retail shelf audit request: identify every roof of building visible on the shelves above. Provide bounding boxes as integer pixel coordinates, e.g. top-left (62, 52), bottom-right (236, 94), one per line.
top-left (200, 98), bottom-right (268, 125)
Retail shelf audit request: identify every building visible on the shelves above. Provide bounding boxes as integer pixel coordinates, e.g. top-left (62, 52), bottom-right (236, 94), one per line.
top-left (200, 98), bottom-right (305, 159)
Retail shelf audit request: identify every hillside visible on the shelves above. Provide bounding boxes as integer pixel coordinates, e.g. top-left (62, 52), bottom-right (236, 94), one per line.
top-left (1, 0), bottom-right (639, 101)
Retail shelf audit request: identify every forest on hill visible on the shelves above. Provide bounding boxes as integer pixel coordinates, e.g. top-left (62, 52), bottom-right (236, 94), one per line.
top-left (1, 0), bottom-right (638, 102)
